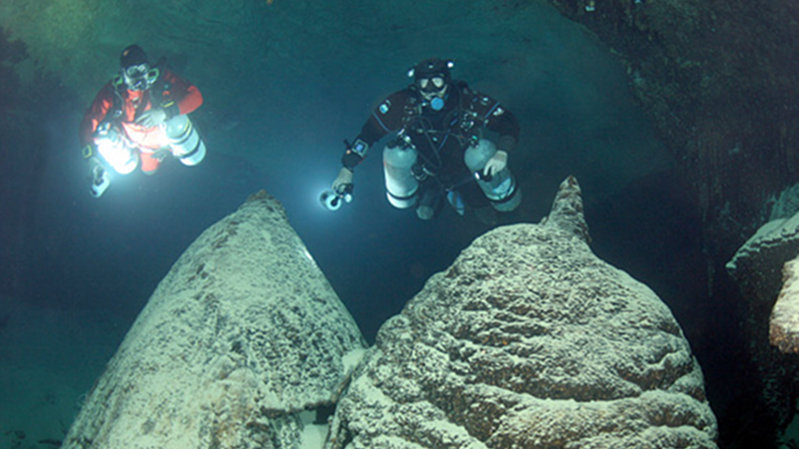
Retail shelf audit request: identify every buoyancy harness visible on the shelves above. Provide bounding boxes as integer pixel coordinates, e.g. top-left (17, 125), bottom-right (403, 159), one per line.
top-left (401, 82), bottom-right (485, 187)
top-left (397, 81), bottom-right (520, 215)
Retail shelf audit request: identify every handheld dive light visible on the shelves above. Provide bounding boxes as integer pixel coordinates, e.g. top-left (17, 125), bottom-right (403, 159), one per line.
top-left (319, 184), bottom-right (353, 211)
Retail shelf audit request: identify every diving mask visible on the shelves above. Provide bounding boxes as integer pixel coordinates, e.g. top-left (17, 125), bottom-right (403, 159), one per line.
top-left (122, 64), bottom-right (158, 91)
top-left (417, 76), bottom-right (448, 110)
top-left (409, 58), bottom-right (454, 111)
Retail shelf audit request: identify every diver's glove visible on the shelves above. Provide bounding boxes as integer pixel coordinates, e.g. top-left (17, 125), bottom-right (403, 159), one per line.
top-left (152, 148), bottom-right (171, 162)
top-left (483, 150), bottom-right (508, 177)
top-left (136, 108), bottom-right (168, 127)
top-left (332, 167), bottom-right (354, 194)
top-left (88, 157), bottom-right (110, 198)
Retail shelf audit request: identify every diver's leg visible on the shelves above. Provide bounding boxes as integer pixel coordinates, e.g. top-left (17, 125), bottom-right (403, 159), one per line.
top-left (139, 151), bottom-right (161, 175)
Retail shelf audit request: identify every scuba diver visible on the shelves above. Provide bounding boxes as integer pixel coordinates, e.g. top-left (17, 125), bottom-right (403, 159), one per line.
top-left (325, 58), bottom-right (522, 222)
top-left (79, 44), bottom-right (206, 198)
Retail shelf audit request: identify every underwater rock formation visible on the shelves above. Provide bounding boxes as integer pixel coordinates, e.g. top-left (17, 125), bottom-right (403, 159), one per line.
top-left (726, 213), bottom-right (799, 356)
top-left (62, 191), bottom-right (366, 449)
top-left (726, 214), bottom-right (799, 306)
top-left (772, 258), bottom-right (799, 353)
top-left (326, 176), bottom-right (717, 449)
top-left (726, 213), bottom-right (799, 430)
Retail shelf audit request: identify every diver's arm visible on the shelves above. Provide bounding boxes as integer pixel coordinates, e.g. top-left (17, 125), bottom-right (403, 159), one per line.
top-left (473, 90), bottom-right (520, 153)
top-left (340, 89), bottom-right (411, 170)
top-left (160, 70), bottom-right (203, 117)
top-left (79, 83), bottom-right (117, 198)
top-left (332, 166), bottom-right (354, 194)
top-left (79, 83), bottom-right (115, 147)
top-left (491, 108), bottom-right (520, 153)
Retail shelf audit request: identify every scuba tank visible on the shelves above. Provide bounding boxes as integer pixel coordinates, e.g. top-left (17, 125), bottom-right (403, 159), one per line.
top-left (165, 114), bottom-right (206, 166)
top-left (383, 136), bottom-right (419, 209)
top-left (464, 139), bottom-right (522, 212)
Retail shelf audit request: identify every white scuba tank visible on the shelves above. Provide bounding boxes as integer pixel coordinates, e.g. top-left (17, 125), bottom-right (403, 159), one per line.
top-left (464, 139), bottom-right (521, 212)
top-left (165, 114), bottom-right (206, 166)
top-left (383, 143), bottom-right (419, 209)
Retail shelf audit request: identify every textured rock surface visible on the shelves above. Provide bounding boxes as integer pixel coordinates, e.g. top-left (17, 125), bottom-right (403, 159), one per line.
top-left (726, 214), bottom-right (799, 357)
top-left (62, 191), bottom-right (366, 449)
top-left (326, 177), bottom-right (717, 449)
top-left (771, 258), bottom-right (799, 353)
top-left (726, 214), bottom-right (799, 304)
top-left (725, 213), bottom-right (799, 432)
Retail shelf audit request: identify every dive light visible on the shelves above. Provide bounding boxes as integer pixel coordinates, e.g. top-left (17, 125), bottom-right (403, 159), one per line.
top-left (320, 184), bottom-right (353, 211)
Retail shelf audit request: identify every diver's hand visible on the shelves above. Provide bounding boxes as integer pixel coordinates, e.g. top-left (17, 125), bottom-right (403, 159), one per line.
top-left (151, 148), bottom-right (171, 162)
top-left (88, 158), bottom-right (110, 198)
top-left (483, 150), bottom-right (508, 177)
top-left (136, 108), bottom-right (168, 127)
top-left (90, 164), bottom-right (104, 186)
top-left (332, 167), bottom-right (354, 194)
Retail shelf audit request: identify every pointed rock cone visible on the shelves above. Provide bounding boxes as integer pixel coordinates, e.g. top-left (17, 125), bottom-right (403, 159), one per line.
top-left (542, 175), bottom-right (590, 243)
top-left (326, 177), bottom-right (718, 449)
top-left (62, 191), bottom-right (366, 449)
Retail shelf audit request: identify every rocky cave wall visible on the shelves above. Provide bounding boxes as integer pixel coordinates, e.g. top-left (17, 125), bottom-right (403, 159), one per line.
top-left (545, 0), bottom-right (799, 258)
